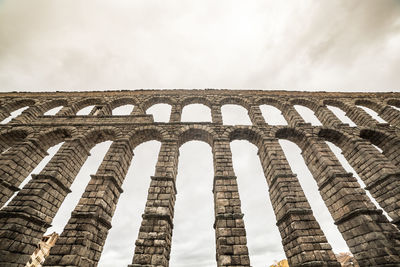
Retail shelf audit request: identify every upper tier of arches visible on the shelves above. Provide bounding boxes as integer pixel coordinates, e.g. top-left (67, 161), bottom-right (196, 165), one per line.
top-left (0, 95), bottom-right (398, 129)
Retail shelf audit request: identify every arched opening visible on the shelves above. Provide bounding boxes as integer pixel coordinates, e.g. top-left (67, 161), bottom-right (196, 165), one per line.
top-left (45, 141), bottom-right (112, 234)
top-left (169, 141), bottom-right (215, 267)
top-left (390, 105), bottom-right (400, 112)
top-left (147, 103), bottom-right (172, 122)
top-left (221, 104), bottom-right (251, 125)
top-left (1, 142), bottom-right (64, 208)
top-left (98, 141), bottom-right (161, 267)
top-left (181, 104), bottom-right (212, 122)
top-left (324, 141), bottom-right (390, 220)
top-left (356, 105), bottom-right (387, 123)
top-left (43, 106), bottom-right (63, 116)
top-left (230, 140), bottom-right (285, 266)
top-left (279, 140), bottom-right (349, 255)
top-left (259, 105), bottom-right (287, 125)
top-left (0, 106), bottom-right (29, 124)
top-left (293, 105), bottom-right (322, 126)
top-left (112, 104), bottom-right (134, 115)
top-left (326, 105), bottom-right (356, 126)
top-left (76, 105), bottom-right (95, 115)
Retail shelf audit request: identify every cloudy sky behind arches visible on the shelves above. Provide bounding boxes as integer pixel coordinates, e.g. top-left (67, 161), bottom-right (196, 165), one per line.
top-left (0, 0), bottom-right (400, 91)
top-left (1, 0), bottom-right (400, 266)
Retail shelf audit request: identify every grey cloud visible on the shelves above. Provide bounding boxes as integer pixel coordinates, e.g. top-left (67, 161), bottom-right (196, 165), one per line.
top-left (306, 0), bottom-right (400, 63)
top-left (1, 0), bottom-right (399, 91)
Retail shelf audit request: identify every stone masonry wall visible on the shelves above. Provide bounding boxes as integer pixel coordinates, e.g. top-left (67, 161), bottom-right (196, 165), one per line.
top-left (0, 89), bottom-right (399, 267)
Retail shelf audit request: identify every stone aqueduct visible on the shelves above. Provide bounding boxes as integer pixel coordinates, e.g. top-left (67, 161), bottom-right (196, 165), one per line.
top-left (0, 89), bottom-right (400, 267)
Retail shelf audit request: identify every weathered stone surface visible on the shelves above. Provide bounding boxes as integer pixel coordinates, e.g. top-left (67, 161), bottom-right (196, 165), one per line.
top-left (0, 89), bottom-right (399, 267)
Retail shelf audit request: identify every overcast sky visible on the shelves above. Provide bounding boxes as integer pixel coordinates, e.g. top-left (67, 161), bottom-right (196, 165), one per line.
top-left (0, 0), bottom-right (400, 91)
top-left (1, 1), bottom-right (400, 267)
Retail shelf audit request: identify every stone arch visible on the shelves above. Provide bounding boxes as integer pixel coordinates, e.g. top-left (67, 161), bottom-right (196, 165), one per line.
top-left (180, 96), bottom-right (212, 108)
top-left (380, 98), bottom-right (400, 126)
top-left (290, 99), bottom-right (324, 126)
top-left (354, 99), bottom-right (384, 113)
top-left (255, 97), bottom-right (286, 111)
top-left (177, 125), bottom-right (216, 147)
top-left (228, 126), bottom-right (341, 266)
top-left (257, 98), bottom-right (288, 125)
top-left (386, 98), bottom-right (400, 108)
top-left (219, 96), bottom-right (251, 111)
top-left (7, 99), bottom-right (67, 123)
top-left (71, 97), bottom-right (105, 115)
top-left (276, 127), bottom-right (400, 265)
top-left (256, 98), bottom-right (298, 126)
top-left (126, 126), bottom-right (168, 149)
top-left (80, 126), bottom-right (120, 147)
top-left (0, 98), bottom-right (36, 123)
top-left (354, 98), bottom-right (391, 123)
top-left (317, 128), bottom-right (354, 145)
top-left (219, 97), bottom-right (252, 125)
top-left (130, 125), bottom-right (218, 266)
top-left (142, 96), bottom-right (176, 111)
top-left (274, 126), bottom-right (309, 144)
top-left (38, 99), bottom-right (69, 116)
top-left (141, 97), bottom-right (176, 122)
top-left (324, 99), bottom-right (379, 127)
top-left (227, 127), bottom-right (264, 149)
top-left (0, 126), bottom-right (124, 266)
top-left (36, 127), bottom-right (75, 146)
top-left (318, 127), bottom-right (400, 222)
top-left (180, 101), bottom-right (213, 123)
top-left (0, 128), bottom-right (31, 154)
top-left (323, 99), bottom-right (352, 112)
top-left (290, 98), bottom-right (321, 111)
top-left (0, 126), bottom-right (77, 207)
top-left (360, 128), bottom-right (400, 168)
top-left (109, 97), bottom-right (137, 111)
top-left (3, 98), bottom-right (36, 112)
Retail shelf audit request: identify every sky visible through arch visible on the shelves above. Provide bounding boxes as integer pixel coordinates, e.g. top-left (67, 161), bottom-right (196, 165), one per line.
top-left (0, 0), bottom-right (400, 266)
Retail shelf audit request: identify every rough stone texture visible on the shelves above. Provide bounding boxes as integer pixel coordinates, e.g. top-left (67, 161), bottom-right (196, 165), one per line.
top-left (0, 89), bottom-right (399, 267)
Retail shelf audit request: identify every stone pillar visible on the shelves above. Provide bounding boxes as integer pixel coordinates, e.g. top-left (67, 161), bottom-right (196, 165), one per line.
top-left (57, 105), bottom-right (75, 116)
top-left (100, 103), bottom-right (113, 116)
top-left (212, 138), bottom-right (250, 266)
top-left (258, 138), bottom-right (340, 266)
top-left (129, 139), bottom-right (179, 267)
top-left (43, 139), bottom-right (134, 267)
top-left (129, 105), bottom-right (142, 116)
top-left (248, 105), bottom-right (266, 126)
top-left (89, 105), bottom-right (110, 116)
top-left (281, 104), bottom-right (306, 127)
top-left (0, 138), bottom-right (91, 267)
top-left (169, 104), bottom-right (182, 123)
top-left (302, 138), bottom-right (400, 266)
top-left (314, 105), bottom-right (345, 127)
top-left (130, 105), bottom-right (146, 116)
top-left (211, 105), bottom-right (223, 124)
top-left (340, 138), bottom-right (400, 227)
top-left (0, 139), bottom-right (49, 208)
